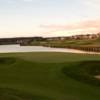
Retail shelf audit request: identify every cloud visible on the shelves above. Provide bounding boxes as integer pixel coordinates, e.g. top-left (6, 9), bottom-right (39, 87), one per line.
top-left (40, 19), bottom-right (100, 30)
top-left (40, 19), bottom-right (100, 36)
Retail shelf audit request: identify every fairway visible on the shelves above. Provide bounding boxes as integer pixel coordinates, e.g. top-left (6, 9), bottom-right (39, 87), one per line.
top-left (0, 52), bottom-right (100, 100)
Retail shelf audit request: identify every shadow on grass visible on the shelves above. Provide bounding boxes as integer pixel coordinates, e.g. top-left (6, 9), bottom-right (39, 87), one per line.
top-left (0, 87), bottom-right (52, 100)
top-left (62, 60), bottom-right (100, 86)
top-left (0, 57), bottom-right (16, 65)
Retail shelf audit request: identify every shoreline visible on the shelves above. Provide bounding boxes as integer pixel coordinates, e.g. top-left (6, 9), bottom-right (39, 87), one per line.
top-left (0, 45), bottom-right (100, 54)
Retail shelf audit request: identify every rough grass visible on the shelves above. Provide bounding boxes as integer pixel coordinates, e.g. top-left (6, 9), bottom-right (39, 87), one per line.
top-left (31, 37), bottom-right (100, 47)
top-left (62, 61), bottom-right (100, 86)
top-left (0, 53), bottom-right (99, 100)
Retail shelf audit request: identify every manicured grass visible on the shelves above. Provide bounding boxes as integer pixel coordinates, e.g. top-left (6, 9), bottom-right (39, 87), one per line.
top-left (0, 52), bottom-right (100, 63)
top-left (0, 52), bottom-right (99, 100)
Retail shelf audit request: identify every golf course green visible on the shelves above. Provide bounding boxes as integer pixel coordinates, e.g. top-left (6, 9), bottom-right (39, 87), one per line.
top-left (0, 52), bottom-right (100, 100)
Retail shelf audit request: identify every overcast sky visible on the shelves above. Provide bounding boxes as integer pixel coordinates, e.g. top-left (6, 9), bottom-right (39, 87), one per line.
top-left (0, 0), bottom-right (100, 37)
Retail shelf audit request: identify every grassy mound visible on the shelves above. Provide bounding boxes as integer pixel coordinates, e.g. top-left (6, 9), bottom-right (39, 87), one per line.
top-left (0, 88), bottom-right (51, 100)
top-left (0, 57), bottom-right (16, 65)
top-left (62, 61), bottom-right (100, 86)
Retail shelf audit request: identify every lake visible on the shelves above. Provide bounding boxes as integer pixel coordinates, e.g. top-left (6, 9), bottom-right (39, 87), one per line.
top-left (0, 44), bottom-right (99, 54)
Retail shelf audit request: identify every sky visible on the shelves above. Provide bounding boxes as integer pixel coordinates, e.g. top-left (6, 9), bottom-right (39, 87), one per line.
top-left (0, 0), bottom-right (100, 37)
